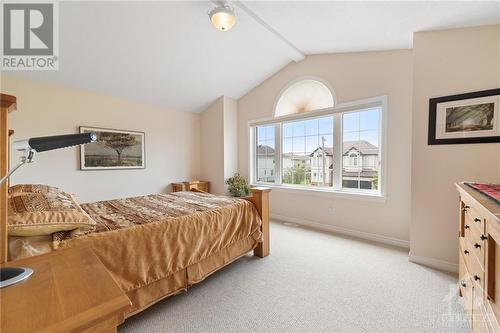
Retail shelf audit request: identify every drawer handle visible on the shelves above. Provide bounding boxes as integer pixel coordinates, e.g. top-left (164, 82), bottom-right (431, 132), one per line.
top-left (474, 218), bottom-right (481, 223)
top-left (465, 225), bottom-right (470, 229)
top-left (464, 250), bottom-right (469, 255)
top-left (464, 205), bottom-right (470, 212)
top-left (474, 243), bottom-right (481, 249)
top-left (474, 275), bottom-right (481, 282)
top-left (460, 280), bottom-right (467, 287)
top-left (480, 235), bottom-right (488, 241)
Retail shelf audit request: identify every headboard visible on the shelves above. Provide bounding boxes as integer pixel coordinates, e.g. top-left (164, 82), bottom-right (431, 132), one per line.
top-left (1, 93), bottom-right (17, 263)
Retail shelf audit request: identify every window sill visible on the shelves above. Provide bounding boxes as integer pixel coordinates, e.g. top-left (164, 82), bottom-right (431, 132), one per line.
top-left (251, 183), bottom-right (386, 202)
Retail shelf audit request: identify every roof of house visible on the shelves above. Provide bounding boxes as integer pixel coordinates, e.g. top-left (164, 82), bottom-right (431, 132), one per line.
top-left (259, 141), bottom-right (378, 157)
top-left (342, 171), bottom-right (378, 178)
top-left (343, 140), bottom-right (378, 155)
top-left (309, 141), bottom-right (378, 157)
top-left (257, 145), bottom-right (275, 154)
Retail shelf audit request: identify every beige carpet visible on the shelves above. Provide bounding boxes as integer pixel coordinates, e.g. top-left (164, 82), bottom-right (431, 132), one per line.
top-left (119, 222), bottom-right (468, 333)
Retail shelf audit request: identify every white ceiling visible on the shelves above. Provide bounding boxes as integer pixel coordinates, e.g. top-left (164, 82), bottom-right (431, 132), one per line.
top-left (9, 1), bottom-right (500, 113)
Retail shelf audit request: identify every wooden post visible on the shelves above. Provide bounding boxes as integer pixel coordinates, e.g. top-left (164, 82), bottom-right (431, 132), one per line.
top-left (246, 187), bottom-right (271, 258)
top-left (0, 93), bottom-right (17, 263)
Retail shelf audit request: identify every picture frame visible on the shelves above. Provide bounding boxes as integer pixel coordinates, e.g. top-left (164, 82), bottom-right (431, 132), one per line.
top-left (428, 88), bottom-right (500, 145)
top-left (79, 126), bottom-right (145, 170)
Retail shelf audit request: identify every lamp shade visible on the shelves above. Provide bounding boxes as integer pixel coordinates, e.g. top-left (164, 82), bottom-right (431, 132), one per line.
top-left (209, 6), bottom-right (235, 32)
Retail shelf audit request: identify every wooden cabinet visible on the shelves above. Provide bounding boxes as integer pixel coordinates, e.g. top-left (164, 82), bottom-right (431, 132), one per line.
top-left (1, 247), bottom-right (131, 332)
top-left (1, 93), bottom-right (16, 263)
top-left (172, 180), bottom-right (209, 193)
top-left (457, 182), bottom-right (500, 332)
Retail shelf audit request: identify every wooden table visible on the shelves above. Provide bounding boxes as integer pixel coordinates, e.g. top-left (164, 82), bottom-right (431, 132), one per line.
top-left (1, 247), bottom-right (131, 333)
top-left (171, 180), bottom-right (209, 193)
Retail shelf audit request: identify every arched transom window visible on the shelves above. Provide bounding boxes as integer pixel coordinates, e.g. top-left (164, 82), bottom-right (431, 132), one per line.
top-left (274, 79), bottom-right (334, 117)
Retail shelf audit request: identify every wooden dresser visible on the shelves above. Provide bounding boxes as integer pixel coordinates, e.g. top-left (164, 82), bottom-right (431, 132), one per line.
top-left (172, 180), bottom-right (209, 193)
top-left (457, 182), bottom-right (500, 332)
top-left (1, 247), bottom-right (131, 333)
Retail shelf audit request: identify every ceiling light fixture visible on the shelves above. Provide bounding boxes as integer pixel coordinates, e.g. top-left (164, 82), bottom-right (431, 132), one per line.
top-left (209, 4), bottom-right (235, 32)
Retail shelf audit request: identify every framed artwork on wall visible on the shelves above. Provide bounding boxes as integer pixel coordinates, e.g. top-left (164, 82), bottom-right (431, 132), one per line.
top-left (428, 88), bottom-right (500, 145)
top-left (80, 126), bottom-right (145, 170)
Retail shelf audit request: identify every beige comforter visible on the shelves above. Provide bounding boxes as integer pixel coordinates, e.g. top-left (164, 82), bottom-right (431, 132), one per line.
top-left (53, 191), bottom-right (263, 314)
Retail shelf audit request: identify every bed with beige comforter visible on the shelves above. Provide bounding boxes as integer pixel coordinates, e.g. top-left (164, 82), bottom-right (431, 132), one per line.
top-left (11, 191), bottom-right (263, 316)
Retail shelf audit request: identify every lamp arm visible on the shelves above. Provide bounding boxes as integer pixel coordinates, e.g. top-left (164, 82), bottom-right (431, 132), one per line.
top-left (0, 148), bottom-right (36, 186)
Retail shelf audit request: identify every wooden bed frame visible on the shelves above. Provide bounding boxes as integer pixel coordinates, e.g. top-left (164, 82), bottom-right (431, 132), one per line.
top-left (191, 187), bottom-right (271, 257)
top-left (0, 92), bottom-right (270, 264)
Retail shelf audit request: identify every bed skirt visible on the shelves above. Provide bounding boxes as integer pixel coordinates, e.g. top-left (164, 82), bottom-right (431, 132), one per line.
top-left (125, 233), bottom-right (258, 317)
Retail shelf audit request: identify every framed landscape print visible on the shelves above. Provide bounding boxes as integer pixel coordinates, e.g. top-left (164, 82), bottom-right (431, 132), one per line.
top-left (80, 126), bottom-right (145, 170)
top-left (428, 88), bottom-right (500, 145)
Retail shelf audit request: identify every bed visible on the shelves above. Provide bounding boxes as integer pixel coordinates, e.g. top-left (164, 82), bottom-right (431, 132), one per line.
top-left (8, 188), bottom-right (271, 317)
top-left (1, 93), bottom-right (271, 318)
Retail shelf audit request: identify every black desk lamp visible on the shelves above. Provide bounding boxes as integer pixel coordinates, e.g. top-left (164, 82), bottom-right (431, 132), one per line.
top-left (0, 132), bottom-right (96, 288)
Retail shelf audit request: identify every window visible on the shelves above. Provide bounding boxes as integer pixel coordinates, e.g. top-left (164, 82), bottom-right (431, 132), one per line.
top-left (342, 108), bottom-right (380, 191)
top-left (251, 100), bottom-right (384, 196)
top-left (256, 125), bottom-right (275, 183)
top-left (275, 79), bottom-right (334, 117)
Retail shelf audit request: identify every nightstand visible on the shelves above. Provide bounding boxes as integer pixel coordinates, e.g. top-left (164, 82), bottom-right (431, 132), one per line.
top-left (172, 180), bottom-right (210, 193)
top-left (1, 247), bottom-right (131, 333)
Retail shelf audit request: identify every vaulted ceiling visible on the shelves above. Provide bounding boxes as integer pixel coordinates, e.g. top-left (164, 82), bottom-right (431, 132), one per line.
top-left (9, 1), bottom-right (500, 112)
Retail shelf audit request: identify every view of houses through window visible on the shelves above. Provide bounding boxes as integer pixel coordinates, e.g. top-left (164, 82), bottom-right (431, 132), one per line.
top-left (342, 108), bottom-right (380, 190)
top-left (254, 107), bottom-right (381, 193)
top-left (282, 116), bottom-right (333, 186)
top-left (256, 125), bottom-right (276, 183)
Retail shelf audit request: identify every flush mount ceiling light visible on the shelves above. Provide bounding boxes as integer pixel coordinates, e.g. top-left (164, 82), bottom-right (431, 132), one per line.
top-left (209, 4), bottom-right (235, 32)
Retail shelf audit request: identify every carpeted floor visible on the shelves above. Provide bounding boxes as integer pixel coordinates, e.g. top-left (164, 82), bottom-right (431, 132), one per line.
top-left (119, 222), bottom-right (468, 333)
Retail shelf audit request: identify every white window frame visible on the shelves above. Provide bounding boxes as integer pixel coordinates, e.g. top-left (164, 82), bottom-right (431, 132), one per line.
top-left (248, 95), bottom-right (387, 201)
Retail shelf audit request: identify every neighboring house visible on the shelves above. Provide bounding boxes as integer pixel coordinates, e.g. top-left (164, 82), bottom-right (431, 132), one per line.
top-left (258, 140), bottom-right (379, 190)
top-left (342, 140), bottom-right (379, 189)
top-left (256, 145), bottom-right (275, 182)
top-left (309, 147), bottom-right (334, 186)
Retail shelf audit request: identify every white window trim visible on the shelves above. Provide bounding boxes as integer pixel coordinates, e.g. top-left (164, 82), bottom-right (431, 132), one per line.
top-left (248, 95), bottom-right (388, 201)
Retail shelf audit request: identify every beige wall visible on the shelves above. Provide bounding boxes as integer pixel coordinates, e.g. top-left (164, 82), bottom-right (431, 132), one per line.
top-left (237, 50), bottom-right (414, 244)
top-left (1, 75), bottom-right (201, 203)
top-left (200, 97), bottom-right (225, 194)
top-left (200, 96), bottom-right (238, 195)
top-left (410, 25), bottom-right (500, 267)
top-left (223, 97), bottom-right (238, 182)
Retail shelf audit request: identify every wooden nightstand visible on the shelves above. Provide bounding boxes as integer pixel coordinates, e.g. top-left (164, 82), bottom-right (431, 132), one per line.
top-left (1, 247), bottom-right (131, 333)
top-left (172, 180), bottom-right (209, 193)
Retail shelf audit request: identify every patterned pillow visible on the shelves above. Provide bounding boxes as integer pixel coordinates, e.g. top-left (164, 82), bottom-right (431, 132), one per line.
top-left (9, 184), bottom-right (65, 196)
top-left (8, 192), bottom-right (96, 236)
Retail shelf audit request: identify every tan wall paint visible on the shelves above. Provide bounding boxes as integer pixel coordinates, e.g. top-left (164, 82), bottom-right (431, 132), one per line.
top-left (410, 25), bottom-right (500, 265)
top-left (237, 50), bottom-right (414, 243)
top-left (200, 96), bottom-right (238, 195)
top-left (200, 97), bottom-right (225, 194)
top-left (223, 97), bottom-right (238, 182)
top-left (1, 75), bottom-right (201, 203)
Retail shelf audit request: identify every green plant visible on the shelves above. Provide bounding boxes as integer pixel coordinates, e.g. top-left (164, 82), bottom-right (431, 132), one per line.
top-left (225, 173), bottom-right (250, 197)
top-left (371, 174), bottom-right (378, 190)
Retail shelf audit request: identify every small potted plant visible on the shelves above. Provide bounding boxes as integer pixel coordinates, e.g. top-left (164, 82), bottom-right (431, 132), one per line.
top-left (225, 173), bottom-right (250, 197)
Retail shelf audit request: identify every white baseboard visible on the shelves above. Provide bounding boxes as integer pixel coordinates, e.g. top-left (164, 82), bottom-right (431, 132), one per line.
top-left (408, 253), bottom-right (458, 273)
top-left (270, 213), bottom-right (410, 249)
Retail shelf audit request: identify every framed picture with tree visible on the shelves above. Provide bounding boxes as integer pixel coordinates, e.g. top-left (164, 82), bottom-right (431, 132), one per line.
top-left (79, 126), bottom-right (145, 170)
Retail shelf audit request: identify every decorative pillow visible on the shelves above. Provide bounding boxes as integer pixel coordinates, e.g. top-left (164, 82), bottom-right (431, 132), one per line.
top-left (8, 192), bottom-right (96, 237)
top-left (8, 184), bottom-right (65, 196)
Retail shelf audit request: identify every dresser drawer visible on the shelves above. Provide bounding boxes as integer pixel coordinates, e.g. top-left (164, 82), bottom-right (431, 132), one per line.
top-left (460, 252), bottom-right (474, 326)
top-left (460, 237), bottom-right (485, 291)
top-left (465, 202), bottom-right (486, 234)
top-left (469, 223), bottom-right (487, 269)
